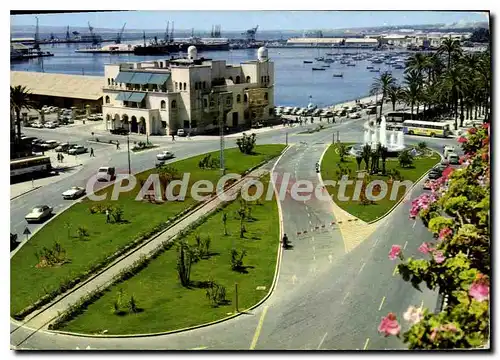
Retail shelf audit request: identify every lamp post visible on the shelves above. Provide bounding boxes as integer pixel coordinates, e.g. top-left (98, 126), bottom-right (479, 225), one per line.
top-left (218, 94), bottom-right (225, 176)
top-left (127, 134), bottom-right (131, 175)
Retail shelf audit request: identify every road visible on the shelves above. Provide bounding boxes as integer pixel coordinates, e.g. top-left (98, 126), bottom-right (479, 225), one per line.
top-left (11, 107), bottom-right (459, 350)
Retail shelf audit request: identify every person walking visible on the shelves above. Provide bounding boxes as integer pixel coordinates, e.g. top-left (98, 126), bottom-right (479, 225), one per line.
top-left (171, 134), bottom-right (175, 142)
top-left (60, 154), bottom-right (64, 163)
top-left (106, 209), bottom-right (110, 223)
top-left (90, 147), bottom-right (95, 157)
top-left (116, 141), bottom-right (120, 150)
top-left (282, 234), bottom-right (289, 248)
top-left (57, 153), bottom-right (60, 163)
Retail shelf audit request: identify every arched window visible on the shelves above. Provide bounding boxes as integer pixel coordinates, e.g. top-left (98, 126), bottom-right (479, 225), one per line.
top-left (107, 78), bottom-right (110, 85)
top-left (203, 98), bottom-right (208, 108)
top-left (183, 83), bottom-right (187, 91)
top-left (195, 82), bottom-right (198, 90)
top-left (171, 100), bottom-right (177, 109)
top-left (235, 76), bottom-right (240, 84)
top-left (175, 82), bottom-right (178, 91)
top-left (161, 100), bottom-right (166, 109)
top-left (243, 94), bottom-right (248, 103)
top-left (106, 114), bottom-right (111, 121)
top-left (264, 92), bottom-right (268, 101)
top-left (203, 81), bottom-right (206, 89)
top-left (105, 96), bottom-right (110, 104)
top-left (236, 94), bottom-right (241, 103)
top-left (267, 76), bottom-right (270, 82)
top-left (246, 76), bottom-right (251, 83)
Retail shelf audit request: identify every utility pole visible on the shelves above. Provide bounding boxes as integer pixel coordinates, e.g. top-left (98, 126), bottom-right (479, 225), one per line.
top-left (286, 132), bottom-right (288, 145)
top-left (127, 134), bottom-right (131, 175)
top-left (219, 93), bottom-right (225, 175)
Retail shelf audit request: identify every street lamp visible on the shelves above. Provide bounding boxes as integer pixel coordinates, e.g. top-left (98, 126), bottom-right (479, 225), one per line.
top-left (127, 133), bottom-right (131, 175)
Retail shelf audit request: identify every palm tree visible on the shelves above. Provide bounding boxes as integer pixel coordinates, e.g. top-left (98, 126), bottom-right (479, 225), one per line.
top-left (443, 66), bottom-right (467, 129)
top-left (361, 144), bottom-right (371, 171)
top-left (429, 54), bottom-right (445, 85)
top-left (438, 37), bottom-right (462, 69)
top-left (370, 71), bottom-right (394, 119)
top-left (10, 85), bottom-right (35, 144)
top-left (402, 69), bottom-right (423, 119)
top-left (405, 53), bottom-right (430, 78)
top-left (387, 84), bottom-right (402, 111)
top-left (380, 146), bottom-right (388, 175)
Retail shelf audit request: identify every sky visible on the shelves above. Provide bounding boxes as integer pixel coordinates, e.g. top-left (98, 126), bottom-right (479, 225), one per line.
top-left (10, 10), bottom-right (489, 31)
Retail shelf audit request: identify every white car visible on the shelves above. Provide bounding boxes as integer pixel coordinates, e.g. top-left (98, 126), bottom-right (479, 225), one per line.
top-left (62, 186), bottom-right (86, 200)
top-left (25, 205), bottom-right (53, 223)
top-left (32, 122), bottom-right (44, 129)
top-left (44, 122), bottom-right (57, 129)
top-left (156, 151), bottom-right (175, 161)
top-left (68, 145), bottom-right (88, 155)
top-left (348, 112), bottom-right (362, 119)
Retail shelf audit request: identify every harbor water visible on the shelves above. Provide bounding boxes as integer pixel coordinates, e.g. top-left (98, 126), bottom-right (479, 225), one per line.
top-left (10, 43), bottom-right (406, 108)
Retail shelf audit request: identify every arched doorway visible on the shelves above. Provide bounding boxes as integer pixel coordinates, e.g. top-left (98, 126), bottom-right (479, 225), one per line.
top-left (113, 114), bottom-right (120, 129)
top-left (139, 117), bottom-right (146, 134)
top-left (131, 116), bottom-right (138, 133)
top-left (232, 112), bottom-right (239, 127)
top-left (121, 114), bottom-right (129, 130)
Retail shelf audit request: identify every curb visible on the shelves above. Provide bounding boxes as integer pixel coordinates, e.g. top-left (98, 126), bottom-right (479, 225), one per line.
top-left (10, 186), bottom-right (42, 201)
top-left (43, 145), bottom-right (291, 339)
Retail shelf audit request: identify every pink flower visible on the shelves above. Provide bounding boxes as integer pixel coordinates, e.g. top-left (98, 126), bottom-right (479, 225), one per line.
top-left (440, 323), bottom-right (458, 333)
top-left (378, 313), bottom-right (401, 337)
top-left (482, 123), bottom-right (489, 129)
top-left (458, 136), bottom-right (467, 143)
top-left (438, 227), bottom-right (453, 241)
top-left (433, 250), bottom-right (446, 264)
top-left (469, 281), bottom-right (489, 302)
top-left (468, 127), bottom-right (477, 135)
top-left (429, 327), bottom-right (439, 342)
top-left (388, 245), bottom-right (402, 260)
top-left (403, 306), bottom-right (424, 325)
top-left (418, 242), bottom-right (431, 255)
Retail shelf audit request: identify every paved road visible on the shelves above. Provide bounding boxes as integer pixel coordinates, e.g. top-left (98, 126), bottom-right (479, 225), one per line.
top-left (11, 107), bottom-right (459, 350)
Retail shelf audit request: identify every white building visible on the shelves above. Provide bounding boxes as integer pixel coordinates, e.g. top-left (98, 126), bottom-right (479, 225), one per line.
top-left (102, 46), bottom-right (275, 136)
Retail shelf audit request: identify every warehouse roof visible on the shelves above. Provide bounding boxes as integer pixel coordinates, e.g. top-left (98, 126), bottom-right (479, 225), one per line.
top-left (10, 71), bottom-right (103, 100)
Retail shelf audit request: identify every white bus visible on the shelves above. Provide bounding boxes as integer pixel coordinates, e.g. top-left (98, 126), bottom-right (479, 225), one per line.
top-left (402, 120), bottom-right (450, 138)
top-left (11, 155), bottom-right (52, 177)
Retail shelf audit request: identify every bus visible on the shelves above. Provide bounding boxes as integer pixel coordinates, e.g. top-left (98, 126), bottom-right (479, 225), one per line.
top-left (402, 120), bottom-right (450, 138)
top-left (11, 155), bottom-right (52, 178)
top-left (386, 111), bottom-right (413, 123)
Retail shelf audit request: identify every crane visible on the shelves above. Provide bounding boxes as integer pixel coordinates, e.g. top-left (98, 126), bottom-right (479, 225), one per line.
top-left (88, 22), bottom-right (100, 46)
top-left (66, 26), bottom-right (71, 41)
top-left (115, 23), bottom-right (126, 44)
top-left (242, 25), bottom-right (258, 43)
top-left (33, 17), bottom-right (40, 50)
top-left (164, 21), bottom-right (170, 43)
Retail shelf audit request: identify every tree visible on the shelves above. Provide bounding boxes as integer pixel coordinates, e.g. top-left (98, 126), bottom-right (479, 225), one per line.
top-left (470, 27), bottom-right (490, 43)
top-left (355, 156), bottom-right (363, 171)
top-left (417, 142), bottom-right (427, 151)
top-left (222, 212), bottom-right (228, 236)
top-left (236, 133), bottom-right (257, 154)
top-left (10, 85), bottom-right (35, 145)
top-left (370, 71), bottom-right (394, 118)
top-left (380, 146), bottom-right (388, 175)
top-left (176, 242), bottom-right (192, 287)
top-left (388, 84), bottom-right (403, 111)
top-left (438, 37), bottom-right (462, 70)
top-left (338, 143), bottom-right (348, 162)
top-left (398, 149), bottom-right (414, 168)
top-left (402, 69), bottom-right (423, 120)
top-left (362, 144), bottom-right (371, 171)
top-left (158, 165), bottom-right (180, 200)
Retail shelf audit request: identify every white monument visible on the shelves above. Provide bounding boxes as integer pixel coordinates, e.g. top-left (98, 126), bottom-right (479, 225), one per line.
top-left (362, 115), bottom-right (405, 151)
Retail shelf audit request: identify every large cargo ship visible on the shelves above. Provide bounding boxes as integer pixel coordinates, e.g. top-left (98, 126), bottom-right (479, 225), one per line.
top-left (134, 37), bottom-right (229, 55)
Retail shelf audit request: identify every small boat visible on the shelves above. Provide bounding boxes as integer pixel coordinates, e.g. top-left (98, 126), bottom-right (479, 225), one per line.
top-left (324, 58), bottom-right (335, 63)
top-left (347, 63), bottom-right (356, 67)
top-left (333, 74), bottom-right (343, 78)
top-left (322, 65), bottom-right (330, 68)
top-left (366, 66), bottom-right (374, 69)
top-left (303, 60), bottom-right (313, 64)
top-left (315, 57), bottom-right (325, 61)
top-left (312, 67), bottom-right (326, 71)
top-left (369, 69), bottom-right (380, 72)
top-left (340, 60), bottom-right (348, 64)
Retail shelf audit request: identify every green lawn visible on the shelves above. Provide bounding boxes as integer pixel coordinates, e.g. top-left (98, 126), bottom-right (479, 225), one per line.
top-left (321, 143), bottom-right (439, 222)
top-left (11, 145), bottom-right (285, 317)
top-left (57, 175), bottom-right (279, 335)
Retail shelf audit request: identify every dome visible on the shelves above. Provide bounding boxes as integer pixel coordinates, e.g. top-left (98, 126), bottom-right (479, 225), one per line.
top-left (257, 46), bottom-right (268, 61)
top-left (187, 46), bottom-right (198, 60)
top-left (307, 102), bottom-right (317, 110)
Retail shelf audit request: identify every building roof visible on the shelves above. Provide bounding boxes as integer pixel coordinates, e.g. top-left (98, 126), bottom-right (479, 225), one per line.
top-left (10, 71), bottom-right (103, 100)
top-left (287, 37), bottom-right (378, 44)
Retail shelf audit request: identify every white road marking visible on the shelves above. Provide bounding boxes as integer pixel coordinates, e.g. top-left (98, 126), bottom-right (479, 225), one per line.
top-left (341, 291), bottom-right (350, 304)
top-left (308, 213), bottom-right (311, 217)
top-left (313, 255), bottom-right (316, 261)
top-left (403, 241), bottom-right (408, 250)
top-left (420, 300), bottom-right (424, 309)
top-left (412, 221), bottom-right (417, 229)
top-left (190, 346), bottom-right (208, 350)
top-left (292, 275), bottom-right (297, 284)
top-left (317, 332), bottom-right (328, 350)
top-left (363, 338), bottom-right (370, 350)
top-left (358, 262), bottom-right (366, 274)
top-left (312, 246), bottom-right (315, 252)
top-left (378, 296), bottom-right (386, 311)
top-left (328, 254), bottom-right (333, 263)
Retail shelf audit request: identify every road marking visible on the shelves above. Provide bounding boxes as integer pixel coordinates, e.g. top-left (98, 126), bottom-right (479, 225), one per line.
top-left (392, 266), bottom-right (399, 277)
top-left (317, 332), bottom-right (328, 350)
top-left (358, 262), bottom-right (366, 274)
top-left (308, 213), bottom-right (311, 217)
top-left (403, 241), bottom-right (408, 250)
top-left (378, 296), bottom-right (386, 311)
top-left (292, 275), bottom-right (297, 284)
top-left (190, 346), bottom-right (208, 350)
top-left (412, 221), bottom-right (417, 229)
top-left (313, 255), bottom-right (316, 261)
top-left (328, 254), bottom-right (333, 263)
top-left (363, 338), bottom-right (370, 350)
top-left (250, 306), bottom-right (269, 350)
top-left (312, 245), bottom-right (315, 252)
top-left (420, 300), bottom-right (424, 309)
top-left (341, 291), bottom-right (350, 304)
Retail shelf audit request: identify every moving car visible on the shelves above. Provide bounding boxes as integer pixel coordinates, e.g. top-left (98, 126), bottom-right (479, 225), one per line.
top-left (41, 140), bottom-right (60, 149)
top-left (447, 152), bottom-right (459, 165)
top-left (97, 166), bottom-right (116, 182)
top-left (62, 186), bottom-right (86, 200)
top-left (44, 122), bottom-right (57, 129)
top-left (32, 122), bottom-right (44, 129)
top-left (25, 205), bottom-right (53, 223)
top-left (428, 168), bottom-right (443, 180)
top-left (55, 143), bottom-right (71, 152)
top-left (68, 145), bottom-right (88, 155)
top-left (156, 150), bottom-right (175, 161)
top-left (348, 112), bottom-right (362, 119)
top-left (110, 128), bottom-right (129, 135)
top-left (423, 179), bottom-right (434, 190)
top-left (366, 105), bottom-right (377, 115)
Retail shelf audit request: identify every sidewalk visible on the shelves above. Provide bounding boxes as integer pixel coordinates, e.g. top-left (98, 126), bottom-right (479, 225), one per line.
top-left (21, 164), bottom-right (275, 329)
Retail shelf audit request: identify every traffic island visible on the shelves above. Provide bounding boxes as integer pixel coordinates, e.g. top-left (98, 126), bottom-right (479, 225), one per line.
top-left (320, 143), bottom-right (439, 223)
top-left (49, 175), bottom-right (279, 335)
top-left (10, 144), bottom-right (285, 319)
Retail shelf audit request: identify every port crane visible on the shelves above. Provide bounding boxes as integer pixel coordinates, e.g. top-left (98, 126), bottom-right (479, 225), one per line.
top-left (242, 25), bottom-right (258, 43)
top-left (88, 22), bottom-right (100, 46)
top-left (164, 21), bottom-right (170, 43)
top-left (115, 23), bottom-right (126, 44)
top-left (66, 26), bottom-right (71, 41)
top-left (33, 17), bottom-right (40, 50)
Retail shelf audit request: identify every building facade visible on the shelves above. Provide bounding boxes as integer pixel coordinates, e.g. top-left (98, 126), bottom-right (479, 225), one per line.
top-left (102, 46), bottom-right (275, 136)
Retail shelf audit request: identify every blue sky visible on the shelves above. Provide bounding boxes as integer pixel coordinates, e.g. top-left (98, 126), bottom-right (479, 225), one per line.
top-left (11, 11), bottom-right (489, 31)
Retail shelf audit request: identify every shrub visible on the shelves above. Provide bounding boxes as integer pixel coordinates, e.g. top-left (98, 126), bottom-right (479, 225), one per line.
top-left (230, 248), bottom-right (247, 271)
top-left (399, 149), bottom-right (414, 168)
top-left (206, 283), bottom-right (227, 307)
top-left (176, 242), bottom-right (192, 287)
top-left (76, 226), bottom-right (89, 240)
top-left (110, 206), bottom-right (124, 223)
top-left (236, 133), bottom-right (257, 154)
top-left (128, 295), bottom-right (139, 313)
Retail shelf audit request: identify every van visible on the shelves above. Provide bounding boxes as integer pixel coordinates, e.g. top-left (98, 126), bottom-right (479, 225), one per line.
top-left (97, 167), bottom-right (116, 182)
top-left (177, 129), bottom-right (186, 137)
top-left (443, 146), bottom-right (455, 158)
top-left (447, 152), bottom-right (459, 165)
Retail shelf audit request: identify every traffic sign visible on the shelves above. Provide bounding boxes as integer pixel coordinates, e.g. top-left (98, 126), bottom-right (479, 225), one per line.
top-left (23, 227), bottom-right (31, 236)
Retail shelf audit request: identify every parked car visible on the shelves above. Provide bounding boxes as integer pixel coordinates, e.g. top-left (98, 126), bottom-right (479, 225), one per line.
top-left (177, 129), bottom-right (186, 137)
top-left (423, 179), bottom-right (434, 190)
top-left (62, 186), bottom-right (86, 200)
top-left (447, 152), bottom-right (459, 165)
top-left (97, 166), bottom-right (116, 182)
top-left (348, 112), bottom-right (362, 119)
top-left (44, 122), bottom-right (57, 129)
top-left (156, 150), bottom-right (175, 161)
top-left (366, 105), bottom-right (377, 115)
top-left (41, 140), bottom-right (60, 149)
top-left (32, 122), bottom-right (44, 129)
top-left (25, 205), bottom-right (53, 223)
top-left (428, 168), bottom-right (443, 180)
top-left (110, 128), bottom-right (129, 135)
top-left (68, 145), bottom-right (88, 155)
top-left (55, 143), bottom-right (71, 152)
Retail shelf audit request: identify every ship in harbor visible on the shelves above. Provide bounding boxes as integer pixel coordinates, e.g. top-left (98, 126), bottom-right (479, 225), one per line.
top-left (133, 36), bottom-right (230, 55)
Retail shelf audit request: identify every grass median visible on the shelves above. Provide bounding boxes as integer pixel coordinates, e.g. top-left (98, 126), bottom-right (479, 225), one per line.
top-left (11, 144), bottom-right (285, 317)
top-left (55, 174), bottom-right (279, 335)
top-left (321, 143), bottom-right (439, 222)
